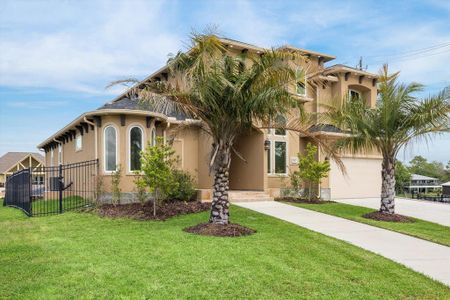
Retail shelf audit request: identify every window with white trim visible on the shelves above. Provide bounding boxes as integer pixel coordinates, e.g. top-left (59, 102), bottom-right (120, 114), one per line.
top-left (104, 125), bottom-right (117, 172)
top-left (50, 149), bottom-right (54, 167)
top-left (75, 134), bottom-right (82, 151)
top-left (129, 126), bottom-right (143, 171)
top-left (267, 115), bottom-right (288, 175)
top-left (58, 144), bottom-right (62, 165)
top-left (274, 115), bottom-right (287, 136)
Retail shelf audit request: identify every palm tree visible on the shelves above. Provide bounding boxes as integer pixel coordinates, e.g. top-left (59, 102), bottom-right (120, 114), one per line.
top-left (114, 33), bottom-right (312, 224)
top-left (325, 65), bottom-right (449, 214)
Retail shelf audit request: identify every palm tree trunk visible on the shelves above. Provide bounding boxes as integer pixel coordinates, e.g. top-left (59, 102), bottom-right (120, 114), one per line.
top-left (380, 155), bottom-right (395, 214)
top-left (209, 144), bottom-right (231, 224)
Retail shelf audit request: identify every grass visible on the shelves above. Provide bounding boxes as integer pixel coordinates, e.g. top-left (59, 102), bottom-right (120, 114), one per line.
top-left (32, 196), bottom-right (89, 215)
top-left (286, 201), bottom-right (450, 247)
top-left (1, 200), bottom-right (449, 299)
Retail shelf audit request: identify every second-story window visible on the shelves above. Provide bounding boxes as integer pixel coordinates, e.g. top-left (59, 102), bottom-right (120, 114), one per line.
top-left (349, 89), bottom-right (361, 101)
top-left (296, 68), bottom-right (306, 96)
top-left (58, 144), bottom-right (62, 165)
top-left (75, 134), bottom-right (82, 151)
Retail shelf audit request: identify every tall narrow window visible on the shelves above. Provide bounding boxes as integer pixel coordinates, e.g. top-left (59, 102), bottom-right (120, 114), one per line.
top-left (75, 134), bottom-right (82, 151)
top-left (104, 126), bottom-right (117, 172)
top-left (129, 126), bottom-right (143, 171)
top-left (151, 128), bottom-right (156, 146)
top-left (50, 149), bottom-right (54, 167)
top-left (296, 68), bottom-right (306, 96)
top-left (58, 144), bottom-right (62, 165)
top-left (274, 141), bottom-right (287, 174)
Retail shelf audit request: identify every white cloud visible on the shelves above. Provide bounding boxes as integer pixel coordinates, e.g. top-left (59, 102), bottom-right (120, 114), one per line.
top-left (0, 0), bottom-right (182, 95)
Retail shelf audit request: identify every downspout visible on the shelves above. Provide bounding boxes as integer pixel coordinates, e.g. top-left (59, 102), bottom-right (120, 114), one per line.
top-left (83, 117), bottom-right (97, 160)
top-left (53, 138), bottom-right (63, 165)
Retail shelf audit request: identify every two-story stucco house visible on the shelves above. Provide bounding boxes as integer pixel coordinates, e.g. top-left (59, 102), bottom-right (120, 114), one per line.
top-left (37, 37), bottom-right (382, 201)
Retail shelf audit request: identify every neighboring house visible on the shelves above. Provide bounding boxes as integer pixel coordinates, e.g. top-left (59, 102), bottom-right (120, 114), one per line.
top-left (0, 152), bottom-right (45, 197)
top-left (442, 182), bottom-right (450, 196)
top-left (405, 174), bottom-right (441, 194)
top-left (37, 37), bottom-right (382, 201)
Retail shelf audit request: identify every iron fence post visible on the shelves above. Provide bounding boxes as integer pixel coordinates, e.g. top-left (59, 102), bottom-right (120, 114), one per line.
top-left (59, 164), bottom-right (63, 214)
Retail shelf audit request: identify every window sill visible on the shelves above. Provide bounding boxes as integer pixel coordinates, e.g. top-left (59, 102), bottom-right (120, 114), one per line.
top-left (268, 174), bottom-right (289, 178)
top-left (289, 92), bottom-right (313, 102)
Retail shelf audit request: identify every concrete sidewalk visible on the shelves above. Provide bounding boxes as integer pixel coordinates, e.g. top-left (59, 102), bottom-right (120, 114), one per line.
top-left (335, 197), bottom-right (450, 227)
top-left (235, 201), bottom-right (450, 286)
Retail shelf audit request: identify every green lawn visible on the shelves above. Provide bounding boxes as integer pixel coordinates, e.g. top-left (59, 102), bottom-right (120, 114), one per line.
top-left (285, 201), bottom-right (450, 247)
top-left (1, 201), bottom-right (449, 299)
top-left (32, 196), bottom-right (89, 215)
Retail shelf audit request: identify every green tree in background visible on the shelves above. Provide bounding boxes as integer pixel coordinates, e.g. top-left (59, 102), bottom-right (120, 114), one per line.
top-left (409, 155), bottom-right (447, 181)
top-left (394, 161), bottom-right (411, 193)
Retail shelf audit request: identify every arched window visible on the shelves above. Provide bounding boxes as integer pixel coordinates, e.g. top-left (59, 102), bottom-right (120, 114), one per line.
top-left (274, 115), bottom-right (287, 136)
top-left (129, 126), bottom-right (143, 171)
top-left (104, 125), bottom-right (117, 172)
top-left (151, 128), bottom-right (157, 146)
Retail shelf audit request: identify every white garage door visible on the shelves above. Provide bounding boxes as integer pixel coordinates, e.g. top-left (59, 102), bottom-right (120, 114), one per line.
top-left (330, 158), bottom-right (382, 199)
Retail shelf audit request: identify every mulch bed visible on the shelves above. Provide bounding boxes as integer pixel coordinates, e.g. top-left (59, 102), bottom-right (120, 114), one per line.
top-left (276, 197), bottom-right (335, 204)
top-left (184, 223), bottom-right (256, 237)
top-left (363, 211), bottom-right (415, 223)
top-left (97, 201), bottom-right (210, 221)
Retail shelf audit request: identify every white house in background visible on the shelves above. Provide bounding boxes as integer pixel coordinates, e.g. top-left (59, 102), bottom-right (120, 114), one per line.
top-left (405, 174), bottom-right (441, 194)
top-left (441, 181), bottom-right (450, 196)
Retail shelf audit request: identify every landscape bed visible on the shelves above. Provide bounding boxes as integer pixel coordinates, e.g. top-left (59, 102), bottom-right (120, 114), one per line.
top-left (1, 199), bottom-right (449, 299)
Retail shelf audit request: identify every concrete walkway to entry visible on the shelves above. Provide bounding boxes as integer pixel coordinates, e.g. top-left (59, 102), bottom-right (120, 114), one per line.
top-left (235, 201), bottom-right (450, 286)
top-left (335, 197), bottom-right (450, 227)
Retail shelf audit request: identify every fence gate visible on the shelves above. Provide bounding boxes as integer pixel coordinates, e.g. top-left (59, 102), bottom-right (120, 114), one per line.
top-left (4, 159), bottom-right (98, 216)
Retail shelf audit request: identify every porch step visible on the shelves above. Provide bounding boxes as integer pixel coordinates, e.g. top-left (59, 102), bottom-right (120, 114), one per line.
top-left (228, 190), bottom-right (274, 203)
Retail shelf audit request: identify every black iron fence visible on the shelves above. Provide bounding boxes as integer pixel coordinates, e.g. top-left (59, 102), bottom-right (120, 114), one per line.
top-left (4, 159), bottom-right (98, 216)
top-left (411, 193), bottom-right (450, 203)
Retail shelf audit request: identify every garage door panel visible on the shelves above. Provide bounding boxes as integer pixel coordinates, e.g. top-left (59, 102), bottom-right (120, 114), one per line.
top-left (330, 158), bottom-right (382, 199)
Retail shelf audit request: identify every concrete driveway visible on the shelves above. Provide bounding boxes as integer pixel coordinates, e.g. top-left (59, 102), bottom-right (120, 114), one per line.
top-left (334, 197), bottom-right (450, 227)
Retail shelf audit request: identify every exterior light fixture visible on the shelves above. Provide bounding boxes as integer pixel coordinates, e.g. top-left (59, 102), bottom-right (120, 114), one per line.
top-left (264, 140), bottom-right (271, 150)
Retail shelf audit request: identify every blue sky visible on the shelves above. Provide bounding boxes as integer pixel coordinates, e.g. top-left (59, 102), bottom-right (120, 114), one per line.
top-left (0, 0), bottom-right (449, 163)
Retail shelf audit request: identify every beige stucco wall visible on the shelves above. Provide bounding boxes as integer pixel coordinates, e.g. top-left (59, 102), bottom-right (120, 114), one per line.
top-left (229, 128), bottom-right (265, 191)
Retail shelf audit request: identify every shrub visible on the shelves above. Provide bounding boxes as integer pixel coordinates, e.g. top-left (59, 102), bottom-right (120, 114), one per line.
top-left (168, 169), bottom-right (196, 201)
top-left (296, 143), bottom-right (330, 200)
top-left (111, 165), bottom-right (122, 206)
top-left (133, 173), bottom-right (148, 206)
top-left (140, 137), bottom-right (177, 216)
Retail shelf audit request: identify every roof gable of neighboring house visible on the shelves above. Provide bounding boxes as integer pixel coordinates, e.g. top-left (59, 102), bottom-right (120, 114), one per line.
top-left (0, 152), bottom-right (45, 174)
top-left (411, 174), bottom-right (438, 181)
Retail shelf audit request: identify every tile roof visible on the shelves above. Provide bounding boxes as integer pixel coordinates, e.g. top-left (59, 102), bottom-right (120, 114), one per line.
top-left (0, 152), bottom-right (44, 173)
top-left (98, 97), bottom-right (189, 120)
top-left (309, 124), bottom-right (343, 133)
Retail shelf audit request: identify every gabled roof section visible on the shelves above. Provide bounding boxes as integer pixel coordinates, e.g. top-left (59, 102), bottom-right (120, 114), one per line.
top-left (0, 152), bottom-right (44, 173)
top-left (108, 36), bottom-right (337, 105)
top-left (324, 64), bottom-right (378, 78)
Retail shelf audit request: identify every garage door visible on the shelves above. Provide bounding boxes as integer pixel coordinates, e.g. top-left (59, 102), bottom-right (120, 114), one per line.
top-left (330, 158), bottom-right (382, 199)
